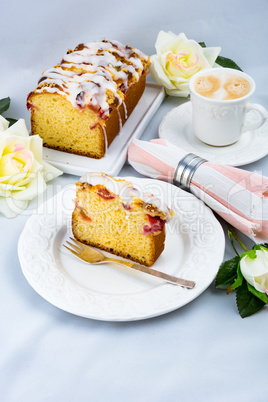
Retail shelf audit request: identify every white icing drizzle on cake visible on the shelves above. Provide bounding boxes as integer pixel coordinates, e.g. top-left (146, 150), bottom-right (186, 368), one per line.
top-left (117, 109), bottom-right (123, 133)
top-left (122, 101), bottom-right (128, 120)
top-left (102, 126), bottom-right (108, 154)
top-left (80, 173), bottom-right (172, 222)
top-left (34, 39), bottom-right (149, 119)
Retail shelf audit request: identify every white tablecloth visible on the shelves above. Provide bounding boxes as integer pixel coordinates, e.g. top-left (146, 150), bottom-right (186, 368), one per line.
top-left (1, 1), bottom-right (268, 401)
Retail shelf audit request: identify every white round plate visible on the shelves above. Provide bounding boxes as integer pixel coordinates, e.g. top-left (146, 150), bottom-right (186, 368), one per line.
top-left (18, 177), bottom-right (225, 321)
top-left (159, 101), bottom-right (268, 166)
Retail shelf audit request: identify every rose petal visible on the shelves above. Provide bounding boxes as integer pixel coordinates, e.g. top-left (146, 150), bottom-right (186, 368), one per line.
top-left (149, 55), bottom-right (176, 90)
top-left (155, 31), bottom-right (178, 55)
top-left (0, 196), bottom-right (28, 218)
top-left (165, 87), bottom-right (190, 97)
top-left (3, 135), bottom-right (32, 154)
top-left (165, 51), bottom-right (203, 78)
top-left (0, 149), bottom-right (34, 185)
top-left (203, 46), bottom-right (222, 66)
top-left (0, 154), bottom-right (20, 177)
top-left (4, 119), bottom-right (29, 137)
top-left (150, 31), bottom-right (222, 97)
top-left (166, 75), bottom-right (192, 96)
top-left (157, 32), bottom-right (187, 54)
top-left (0, 183), bottom-right (25, 194)
top-left (0, 118), bottom-right (62, 217)
top-left (241, 250), bottom-right (268, 276)
top-left (166, 43), bottom-right (212, 77)
top-left (42, 160), bottom-right (63, 182)
top-left (29, 135), bottom-right (43, 163)
top-left (0, 186), bottom-right (11, 197)
top-left (240, 249), bottom-right (268, 293)
top-left (254, 274), bottom-right (268, 294)
top-left (0, 115), bottom-right (9, 132)
top-left (0, 135), bottom-right (9, 159)
top-left (12, 171), bottom-right (47, 201)
top-left (5, 161), bottom-right (43, 190)
top-left (168, 75), bottom-right (189, 85)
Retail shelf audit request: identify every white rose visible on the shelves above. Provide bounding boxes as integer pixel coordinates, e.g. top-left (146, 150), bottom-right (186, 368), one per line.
top-left (149, 31), bottom-right (221, 97)
top-left (240, 248), bottom-right (268, 294)
top-left (0, 117), bottom-right (62, 217)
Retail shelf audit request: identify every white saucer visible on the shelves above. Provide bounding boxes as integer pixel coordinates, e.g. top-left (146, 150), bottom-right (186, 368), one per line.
top-left (159, 101), bottom-right (268, 166)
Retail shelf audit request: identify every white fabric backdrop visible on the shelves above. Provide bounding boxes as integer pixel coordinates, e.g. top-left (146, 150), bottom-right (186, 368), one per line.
top-left (1, 0), bottom-right (268, 401)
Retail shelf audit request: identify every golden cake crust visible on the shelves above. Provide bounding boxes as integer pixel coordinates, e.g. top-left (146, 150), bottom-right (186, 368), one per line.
top-left (27, 39), bottom-right (150, 159)
top-left (72, 210), bottom-right (165, 266)
top-left (71, 174), bottom-right (174, 267)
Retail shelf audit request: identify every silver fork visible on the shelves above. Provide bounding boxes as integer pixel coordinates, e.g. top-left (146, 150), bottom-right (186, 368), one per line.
top-left (63, 237), bottom-right (196, 288)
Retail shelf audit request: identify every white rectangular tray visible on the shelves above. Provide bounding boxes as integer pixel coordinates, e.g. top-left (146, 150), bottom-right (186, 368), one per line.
top-left (42, 83), bottom-right (165, 176)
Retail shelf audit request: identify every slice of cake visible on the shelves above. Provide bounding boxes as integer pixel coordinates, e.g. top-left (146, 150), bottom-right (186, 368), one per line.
top-left (72, 173), bottom-right (174, 267)
top-left (27, 39), bottom-right (150, 159)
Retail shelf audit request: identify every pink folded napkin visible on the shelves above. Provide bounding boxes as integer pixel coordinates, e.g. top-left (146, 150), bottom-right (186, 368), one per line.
top-left (128, 138), bottom-right (268, 243)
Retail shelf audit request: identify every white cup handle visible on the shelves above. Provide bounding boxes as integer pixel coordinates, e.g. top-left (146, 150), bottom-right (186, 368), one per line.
top-left (241, 103), bottom-right (268, 133)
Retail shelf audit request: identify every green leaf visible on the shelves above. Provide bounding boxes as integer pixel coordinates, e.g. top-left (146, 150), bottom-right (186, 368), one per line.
top-left (227, 263), bottom-right (244, 294)
top-left (6, 117), bottom-right (17, 127)
top-left (246, 249), bottom-right (257, 260)
top-left (215, 55), bottom-right (242, 71)
top-left (0, 97), bottom-right (10, 114)
top-left (247, 282), bottom-right (268, 304)
top-left (261, 242), bottom-right (268, 249)
top-left (199, 42), bottom-right (206, 48)
top-left (236, 280), bottom-right (265, 318)
top-left (215, 256), bottom-right (240, 290)
top-left (255, 243), bottom-right (268, 251)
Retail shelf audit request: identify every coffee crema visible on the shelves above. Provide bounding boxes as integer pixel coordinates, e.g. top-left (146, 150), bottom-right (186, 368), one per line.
top-left (193, 71), bottom-right (251, 100)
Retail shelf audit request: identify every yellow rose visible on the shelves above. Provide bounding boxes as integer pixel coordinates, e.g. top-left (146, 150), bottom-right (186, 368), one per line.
top-left (0, 117), bottom-right (62, 217)
top-left (150, 31), bottom-right (221, 97)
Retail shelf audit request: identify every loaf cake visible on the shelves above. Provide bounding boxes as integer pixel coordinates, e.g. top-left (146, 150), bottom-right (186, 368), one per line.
top-left (27, 39), bottom-right (150, 159)
top-left (72, 173), bottom-right (174, 267)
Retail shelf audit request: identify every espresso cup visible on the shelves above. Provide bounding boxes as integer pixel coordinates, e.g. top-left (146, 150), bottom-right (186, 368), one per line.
top-left (189, 68), bottom-right (268, 146)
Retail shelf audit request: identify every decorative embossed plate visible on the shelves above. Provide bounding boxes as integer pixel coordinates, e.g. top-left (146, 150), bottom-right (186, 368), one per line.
top-left (18, 178), bottom-right (225, 321)
top-left (159, 102), bottom-right (268, 166)
top-left (42, 83), bottom-right (165, 176)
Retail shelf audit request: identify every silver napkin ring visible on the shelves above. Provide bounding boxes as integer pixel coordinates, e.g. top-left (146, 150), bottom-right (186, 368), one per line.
top-left (173, 153), bottom-right (207, 191)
